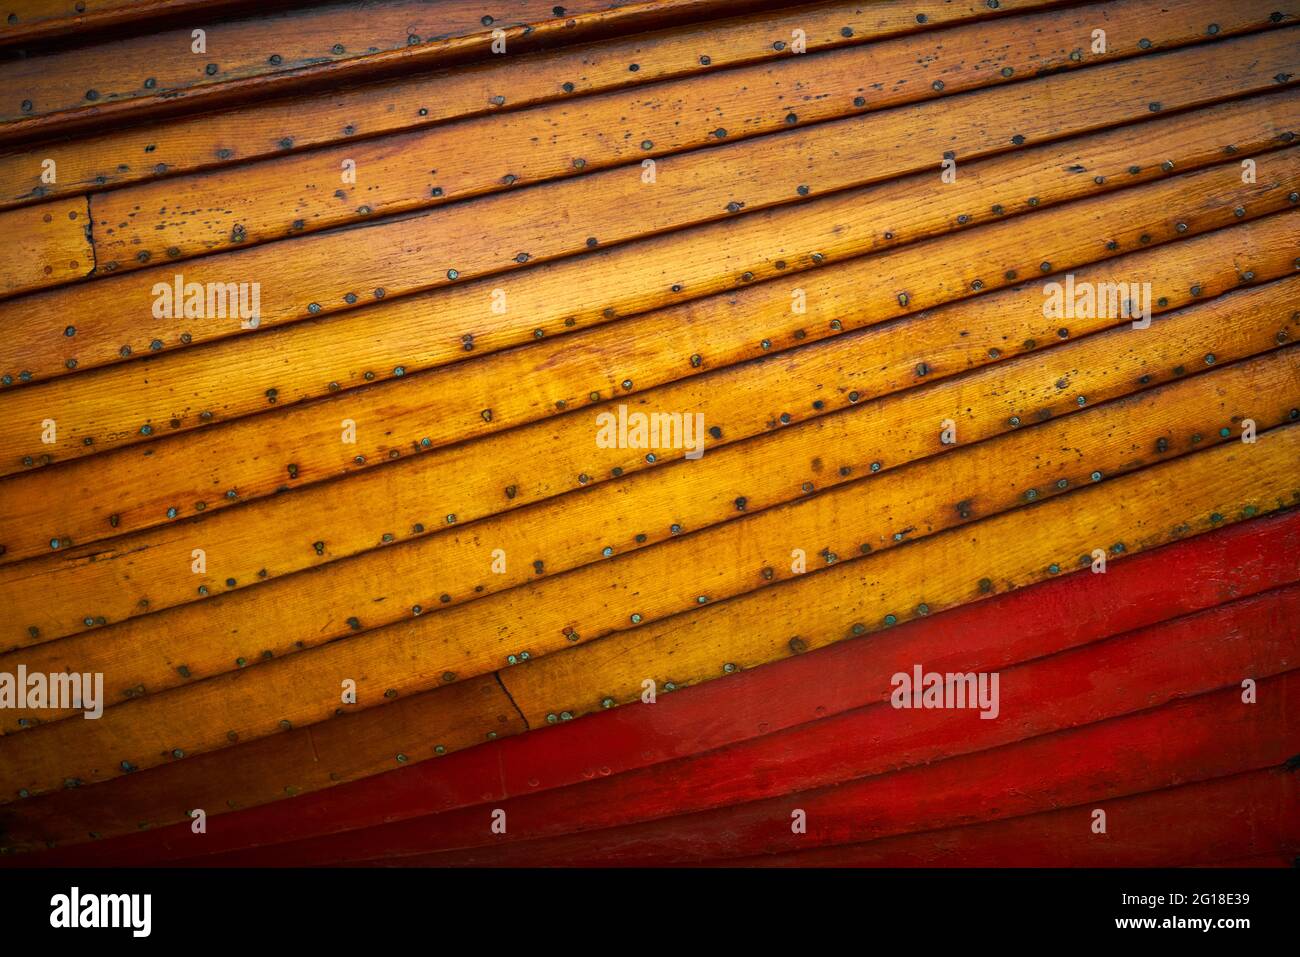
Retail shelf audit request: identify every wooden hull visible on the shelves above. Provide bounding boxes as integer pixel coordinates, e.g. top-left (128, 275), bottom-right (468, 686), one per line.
top-left (0, 0), bottom-right (1296, 867)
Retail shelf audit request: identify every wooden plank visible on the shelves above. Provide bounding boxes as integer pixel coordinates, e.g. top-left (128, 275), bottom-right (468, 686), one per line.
top-left (738, 768), bottom-right (1299, 868)
top-left (0, 0), bottom-right (266, 46)
top-left (2, 140), bottom-right (1294, 583)
top-left (4, 91), bottom-right (1295, 479)
top-left (1, 26), bottom-right (1293, 363)
top-left (363, 673), bottom-right (1300, 864)
top-left (0, 198), bottom-right (1294, 656)
top-left (0, 182), bottom-right (1292, 653)
top-left (80, 0), bottom-right (1284, 273)
top-left (3, 327), bottom-right (1294, 734)
top-left (10, 508), bottom-right (1299, 861)
top-left (2, 0), bottom-right (1298, 868)
top-left (0, 0), bottom-right (1075, 209)
top-left (0, 310), bottom-right (1294, 798)
top-left (500, 421), bottom-right (1300, 731)
top-left (0, 0), bottom-right (753, 141)
top-left (0, 196), bottom-right (91, 296)
top-left (172, 585), bottom-right (1300, 866)
top-left (0, 672), bottom-right (523, 854)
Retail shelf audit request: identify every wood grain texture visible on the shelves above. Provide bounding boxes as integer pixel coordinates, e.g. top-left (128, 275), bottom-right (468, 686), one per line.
top-left (0, 0), bottom-right (755, 141)
top-left (0, 320), bottom-right (1294, 800)
top-left (395, 674), bottom-right (1299, 866)
top-left (0, 0), bottom-right (264, 46)
top-left (0, 0), bottom-right (1074, 208)
top-left (2, 22), bottom-right (1295, 365)
top-left (82, 0), bottom-right (1285, 272)
top-left (4, 89), bottom-right (1295, 477)
top-left (501, 422), bottom-right (1300, 729)
top-left (9, 508), bottom-right (1298, 859)
top-left (2, 140), bottom-right (1294, 582)
top-left (1, 0), bottom-right (1296, 866)
top-left (0, 196), bottom-right (91, 296)
top-left (0, 197), bottom-right (1294, 677)
top-left (3, 321), bottom-right (1294, 732)
top-left (177, 585), bottom-right (1300, 865)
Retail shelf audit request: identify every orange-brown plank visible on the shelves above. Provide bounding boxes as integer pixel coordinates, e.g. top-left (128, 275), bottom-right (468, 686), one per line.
top-left (0, 0), bottom-right (755, 141)
top-left (7, 87), bottom-right (1294, 475)
top-left (1, 28), bottom-right (1293, 376)
top-left (0, 0), bottom-right (1075, 208)
top-left (0, 282), bottom-right (1292, 799)
top-left (1, 0), bottom-right (262, 45)
top-left (0, 195), bottom-right (91, 296)
top-left (1, 145), bottom-right (1293, 582)
top-left (0, 164), bottom-right (1293, 647)
top-left (83, 0), bottom-right (1283, 272)
top-left (0, 672), bottom-right (524, 844)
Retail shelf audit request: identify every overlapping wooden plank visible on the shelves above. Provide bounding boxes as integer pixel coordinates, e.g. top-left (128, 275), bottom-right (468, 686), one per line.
top-left (0, 196), bottom-right (91, 296)
top-left (1, 185), bottom-right (1294, 655)
top-left (0, 0), bottom-right (261, 46)
top-left (0, 0), bottom-right (748, 140)
top-left (4, 300), bottom-right (1295, 733)
top-left (500, 421), bottom-right (1300, 731)
top-left (2, 0), bottom-right (1297, 870)
top-left (2, 26), bottom-right (1294, 367)
top-left (9, 509), bottom-right (1298, 860)
top-left (184, 585), bottom-right (1300, 866)
top-left (5, 89), bottom-right (1295, 477)
top-left (2, 141), bottom-right (1294, 589)
top-left (0, 672), bottom-right (523, 853)
top-left (740, 768), bottom-right (1299, 867)
top-left (81, 0), bottom-right (1286, 273)
top-left (10, 475), bottom-right (1300, 858)
top-left (0, 0), bottom-right (1074, 208)
top-left (397, 674), bottom-right (1299, 866)
top-left (0, 295), bottom-right (1293, 798)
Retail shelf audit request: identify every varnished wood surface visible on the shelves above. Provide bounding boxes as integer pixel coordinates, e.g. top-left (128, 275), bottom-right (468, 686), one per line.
top-left (0, 0), bottom-right (1074, 208)
top-left (0, 0), bottom-right (1296, 863)
top-left (1, 0), bottom-right (759, 140)
top-left (8, 509), bottom-right (1298, 858)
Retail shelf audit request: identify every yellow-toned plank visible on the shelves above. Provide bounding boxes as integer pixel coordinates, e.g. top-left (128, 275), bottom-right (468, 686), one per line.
top-left (1, 28), bottom-right (1294, 383)
top-left (4, 91), bottom-right (1295, 473)
top-left (0, 277), bottom-right (1291, 798)
top-left (85, 0), bottom-right (1278, 271)
top-left (1, 148), bottom-right (1294, 567)
top-left (1, 163), bottom-right (1294, 647)
top-left (0, 0), bottom-right (1073, 208)
top-left (502, 425), bottom-right (1300, 725)
top-left (0, 0), bottom-right (737, 138)
top-left (0, 196), bottom-right (91, 297)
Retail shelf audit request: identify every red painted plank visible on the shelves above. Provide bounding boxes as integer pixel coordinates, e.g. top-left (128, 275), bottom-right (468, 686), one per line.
top-left (198, 581), bottom-right (1300, 866)
top-left (737, 768), bottom-right (1300, 868)
top-left (382, 669), bottom-right (1299, 866)
top-left (14, 509), bottom-right (1299, 867)
top-left (325, 590), bottom-right (1300, 868)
